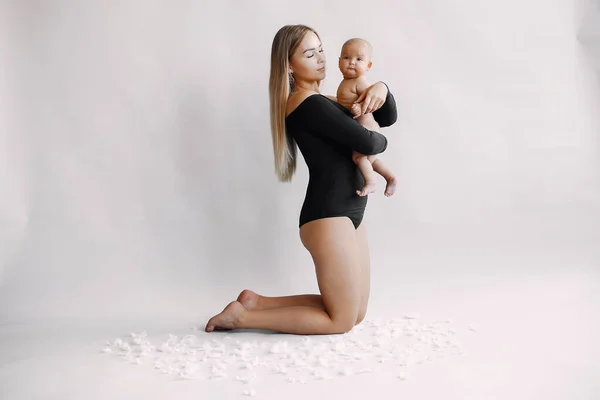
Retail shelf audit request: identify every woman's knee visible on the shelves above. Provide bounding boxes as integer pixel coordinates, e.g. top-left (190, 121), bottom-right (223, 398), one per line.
top-left (323, 296), bottom-right (361, 333)
top-left (322, 290), bottom-right (361, 334)
top-left (330, 312), bottom-right (359, 333)
top-left (355, 305), bottom-right (368, 325)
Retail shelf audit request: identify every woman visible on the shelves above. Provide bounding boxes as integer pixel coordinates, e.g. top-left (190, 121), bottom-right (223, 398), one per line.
top-left (205, 24), bottom-right (397, 335)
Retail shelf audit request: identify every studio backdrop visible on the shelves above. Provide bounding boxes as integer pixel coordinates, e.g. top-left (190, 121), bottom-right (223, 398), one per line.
top-left (0, 0), bottom-right (599, 324)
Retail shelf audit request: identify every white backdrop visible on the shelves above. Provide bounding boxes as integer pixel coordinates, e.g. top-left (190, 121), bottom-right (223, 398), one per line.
top-left (1, 0), bottom-right (599, 322)
top-left (1, 0), bottom-right (600, 398)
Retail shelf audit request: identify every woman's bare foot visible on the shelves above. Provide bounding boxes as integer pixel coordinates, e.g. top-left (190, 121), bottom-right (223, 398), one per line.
top-left (384, 176), bottom-right (398, 197)
top-left (356, 181), bottom-right (377, 197)
top-left (236, 289), bottom-right (262, 310)
top-left (205, 301), bottom-right (246, 332)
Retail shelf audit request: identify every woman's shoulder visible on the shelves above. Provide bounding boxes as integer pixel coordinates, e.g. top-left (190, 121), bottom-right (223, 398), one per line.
top-left (286, 91), bottom-right (333, 118)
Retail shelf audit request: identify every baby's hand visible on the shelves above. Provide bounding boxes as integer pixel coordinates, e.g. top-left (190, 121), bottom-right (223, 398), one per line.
top-left (351, 103), bottom-right (362, 117)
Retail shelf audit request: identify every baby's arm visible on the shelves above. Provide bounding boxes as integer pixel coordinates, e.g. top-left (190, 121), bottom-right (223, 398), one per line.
top-left (355, 75), bottom-right (372, 96)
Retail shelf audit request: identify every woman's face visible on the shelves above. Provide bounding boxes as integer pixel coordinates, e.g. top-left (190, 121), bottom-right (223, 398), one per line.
top-left (289, 31), bottom-right (326, 83)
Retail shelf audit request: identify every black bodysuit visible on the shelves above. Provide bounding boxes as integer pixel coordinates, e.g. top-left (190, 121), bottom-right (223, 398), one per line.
top-left (285, 87), bottom-right (397, 229)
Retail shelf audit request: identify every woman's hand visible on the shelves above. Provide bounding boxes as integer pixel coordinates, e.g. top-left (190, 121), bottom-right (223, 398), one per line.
top-left (352, 81), bottom-right (388, 119)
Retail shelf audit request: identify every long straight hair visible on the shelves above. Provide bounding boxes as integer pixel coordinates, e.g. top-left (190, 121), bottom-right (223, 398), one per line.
top-left (269, 25), bottom-right (320, 182)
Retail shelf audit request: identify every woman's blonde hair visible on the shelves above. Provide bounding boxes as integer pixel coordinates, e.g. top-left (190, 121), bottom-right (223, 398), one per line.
top-left (269, 24), bottom-right (320, 182)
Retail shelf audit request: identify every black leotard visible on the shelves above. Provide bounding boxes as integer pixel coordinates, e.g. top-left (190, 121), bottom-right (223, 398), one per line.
top-left (285, 86), bottom-right (397, 229)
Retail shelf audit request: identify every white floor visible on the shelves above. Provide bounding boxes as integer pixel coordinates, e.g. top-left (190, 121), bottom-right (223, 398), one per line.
top-left (1, 261), bottom-right (598, 400)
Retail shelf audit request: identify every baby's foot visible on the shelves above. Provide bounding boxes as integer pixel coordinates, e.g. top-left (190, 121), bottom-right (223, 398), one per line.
top-left (384, 176), bottom-right (398, 197)
top-left (236, 289), bottom-right (262, 310)
top-left (356, 181), bottom-right (377, 197)
top-left (205, 301), bottom-right (246, 332)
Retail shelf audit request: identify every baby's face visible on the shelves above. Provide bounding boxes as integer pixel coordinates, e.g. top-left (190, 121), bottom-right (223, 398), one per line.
top-left (338, 42), bottom-right (372, 78)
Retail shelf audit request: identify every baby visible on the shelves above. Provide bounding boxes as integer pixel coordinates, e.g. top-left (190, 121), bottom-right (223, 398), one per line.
top-left (336, 38), bottom-right (397, 197)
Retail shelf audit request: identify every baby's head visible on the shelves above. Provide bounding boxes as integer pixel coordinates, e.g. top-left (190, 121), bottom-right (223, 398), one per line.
top-left (338, 38), bottom-right (373, 79)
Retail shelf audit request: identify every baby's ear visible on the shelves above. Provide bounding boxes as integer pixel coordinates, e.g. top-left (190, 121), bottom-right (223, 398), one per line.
top-left (368, 61), bottom-right (373, 69)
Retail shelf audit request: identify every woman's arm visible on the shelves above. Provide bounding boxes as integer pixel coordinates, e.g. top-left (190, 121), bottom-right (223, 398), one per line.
top-left (354, 81), bottom-right (398, 128)
top-left (371, 82), bottom-right (398, 127)
top-left (297, 95), bottom-right (388, 155)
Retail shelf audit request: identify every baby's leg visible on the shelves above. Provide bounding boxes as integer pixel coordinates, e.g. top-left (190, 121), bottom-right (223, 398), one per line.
top-left (356, 113), bottom-right (380, 132)
top-left (352, 114), bottom-right (381, 196)
top-left (352, 152), bottom-right (377, 196)
top-left (356, 114), bottom-right (397, 196)
top-left (371, 158), bottom-right (398, 197)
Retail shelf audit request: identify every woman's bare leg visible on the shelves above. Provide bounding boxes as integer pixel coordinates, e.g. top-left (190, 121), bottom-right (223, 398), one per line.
top-left (205, 217), bottom-right (362, 335)
top-left (355, 222), bottom-right (371, 324)
top-left (236, 222), bottom-right (372, 324)
top-left (237, 290), bottom-right (324, 311)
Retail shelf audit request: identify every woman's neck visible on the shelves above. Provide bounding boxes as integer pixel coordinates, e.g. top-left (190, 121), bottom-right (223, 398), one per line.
top-left (293, 80), bottom-right (320, 93)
